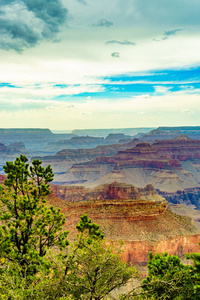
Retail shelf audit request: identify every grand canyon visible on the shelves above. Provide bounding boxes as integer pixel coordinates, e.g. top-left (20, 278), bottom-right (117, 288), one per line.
top-left (1, 126), bottom-right (200, 266)
top-left (2, 2), bottom-right (199, 297)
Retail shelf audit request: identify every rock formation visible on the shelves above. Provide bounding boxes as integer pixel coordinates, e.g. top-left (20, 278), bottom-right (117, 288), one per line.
top-left (62, 136), bottom-right (200, 192)
top-left (51, 182), bottom-right (163, 202)
top-left (0, 142), bottom-right (29, 163)
top-left (48, 135), bottom-right (104, 151)
top-left (35, 138), bottom-right (141, 177)
top-left (48, 182), bottom-right (200, 265)
top-left (138, 126), bottom-right (200, 141)
top-left (104, 133), bottom-right (132, 144)
top-left (158, 187), bottom-right (200, 209)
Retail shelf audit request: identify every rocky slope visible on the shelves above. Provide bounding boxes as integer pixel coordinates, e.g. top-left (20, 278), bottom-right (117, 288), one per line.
top-left (0, 142), bottom-right (29, 164)
top-left (35, 138), bottom-right (141, 177)
top-left (159, 187), bottom-right (200, 209)
top-left (48, 182), bottom-right (200, 265)
top-left (51, 182), bottom-right (164, 202)
top-left (61, 136), bottom-right (200, 192)
top-left (138, 126), bottom-right (200, 141)
top-left (168, 203), bottom-right (200, 229)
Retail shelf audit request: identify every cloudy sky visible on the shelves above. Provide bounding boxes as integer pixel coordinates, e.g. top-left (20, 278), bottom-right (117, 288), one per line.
top-left (0, 0), bottom-right (200, 130)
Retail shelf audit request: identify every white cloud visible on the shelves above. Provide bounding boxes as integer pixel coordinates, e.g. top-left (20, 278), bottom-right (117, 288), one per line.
top-left (0, 90), bottom-right (199, 129)
top-left (153, 86), bottom-right (172, 94)
top-left (1, 32), bottom-right (200, 87)
top-left (0, 83), bottom-right (104, 104)
top-left (1, 0), bottom-right (200, 129)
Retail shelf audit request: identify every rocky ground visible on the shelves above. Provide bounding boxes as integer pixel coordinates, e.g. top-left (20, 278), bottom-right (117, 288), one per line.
top-left (48, 182), bottom-right (200, 266)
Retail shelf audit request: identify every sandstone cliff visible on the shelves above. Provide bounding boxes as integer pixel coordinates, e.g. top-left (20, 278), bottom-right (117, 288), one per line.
top-left (37, 138), bottom-right (141, 176)
top-left (48, 187), bottom-right (200, 265)
top-left (51, 182), bottom-right (164, 202)
top-left (61, 136), bottom-right (200, 192)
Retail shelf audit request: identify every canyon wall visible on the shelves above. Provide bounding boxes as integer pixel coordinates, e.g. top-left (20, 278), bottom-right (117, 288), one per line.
top-left (51, 182), bottom-right (164, 202)
top-left (158, 187), bottom-right (200, 209)
top-left (121, 234), bottom-right (200, 265)
top-left (48, 183), bottom-right (200, 265)
top-left (61, 136), bottom-right (200, 192)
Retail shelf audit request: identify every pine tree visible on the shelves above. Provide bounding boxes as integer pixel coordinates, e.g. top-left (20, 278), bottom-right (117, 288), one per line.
top-left (63, 215), bottom-right (136, 300)
top-left (0, 155), bottom-right (69, 275)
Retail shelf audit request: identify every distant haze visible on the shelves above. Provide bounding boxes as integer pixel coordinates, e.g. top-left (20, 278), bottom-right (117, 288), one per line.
top-left (52, 130), bottom-right (73, 134)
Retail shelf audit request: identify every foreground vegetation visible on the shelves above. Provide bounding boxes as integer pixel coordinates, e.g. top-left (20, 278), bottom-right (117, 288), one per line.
top-left (0, 155), bottom-right (200, 299)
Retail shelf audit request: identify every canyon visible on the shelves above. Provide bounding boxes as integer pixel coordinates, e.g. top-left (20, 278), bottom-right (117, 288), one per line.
top-left (71, 127), bottom-right (154, 137)
top-left (0, 127), bottom-right (151, 158)
top-left (49, 182), bottom-right (200, 265)
top-left (159, 187), bottom-right (200, 209)
top-left (137, 126), bottom-right (200, 141)
top-left (51, 135), bottom-right (200, 192)
top-left (1, 127), bottom-right (200, 266)
top-left (38, 138), bottom-right (141, 177)
top-left (0, 155), bottom-right (200, 266)
top-left (0, 141), bottom-right (29, 164)
top-left (50, 181), bottom-right (164, 202)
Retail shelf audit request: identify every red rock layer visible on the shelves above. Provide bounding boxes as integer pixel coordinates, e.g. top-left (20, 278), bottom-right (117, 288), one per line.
top-left (70, 136), bottom-right (200, 172)
top-left (48, 192), bottom-right (200, 265)
top-left (51, 182), bottom-right (160, 202)
top-left (121, 235), bottom-right (200, 265)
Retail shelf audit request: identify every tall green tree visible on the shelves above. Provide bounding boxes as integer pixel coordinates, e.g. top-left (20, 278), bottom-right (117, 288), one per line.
top-left (0, 215), bottom-right (136, 300)
top-left (186, 250), bottom-right (200, 298)
top-left (0, 155), bottom-right (69, 275)
top-left (139, 252), bottom-right (195, 300)
top-left (63, 215), bottom-right (136, 300)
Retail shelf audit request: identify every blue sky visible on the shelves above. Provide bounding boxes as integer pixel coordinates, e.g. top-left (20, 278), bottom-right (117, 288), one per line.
top-left (71, 67), bottom-right (200, 99)
top-left (0, 0), bottom-right (200, 130)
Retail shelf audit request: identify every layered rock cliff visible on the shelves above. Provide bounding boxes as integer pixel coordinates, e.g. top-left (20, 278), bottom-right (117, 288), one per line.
top-left (36, 138), bottom-right (141, 176)
top-left (158, 187), bottom-right (200, 209)
top-left (48, 185), bottom-right (200, 265)
top-left (62, 136), bottom-right (200, 192)
top-left (51, 182), bottom-right (164, 202)
top-left (138, 126), bottom-right (200, 141)
top-left (0, 142), bottom-right (29, 163)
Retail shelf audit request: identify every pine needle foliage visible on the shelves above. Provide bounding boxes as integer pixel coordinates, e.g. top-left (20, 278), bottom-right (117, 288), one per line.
top-left (0, 155), bottom-right (69, 276)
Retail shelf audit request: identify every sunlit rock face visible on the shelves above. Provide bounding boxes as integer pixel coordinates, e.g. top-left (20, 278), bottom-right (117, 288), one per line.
top-left (50, 182), bottom-right (163, 202)
top-left (48, 182), bottom-right (200, 265)
top-left (121, 235), bottom-right (200, 265)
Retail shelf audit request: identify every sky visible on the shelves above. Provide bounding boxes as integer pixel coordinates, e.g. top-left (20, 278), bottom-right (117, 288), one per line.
top-left (0, 0), bottom-right (200, 130)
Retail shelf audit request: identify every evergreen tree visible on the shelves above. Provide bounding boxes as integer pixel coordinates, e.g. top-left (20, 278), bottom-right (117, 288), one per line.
top-left (63, 215), bottom-right (136, 300)
top-left (0, 155), bottom-right (69, 275)
top-left (186, 250), bottom-right (200, 298)
top-left (138, 252), bottom-right (194, 300)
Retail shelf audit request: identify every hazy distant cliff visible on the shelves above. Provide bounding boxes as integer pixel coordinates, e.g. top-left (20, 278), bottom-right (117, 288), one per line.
top-left (57, 136), bottom-right (200, 192)
top-left (71, 127), bottom-right (154, 137)
top-left (138, 126), bottom-right (200, 141)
